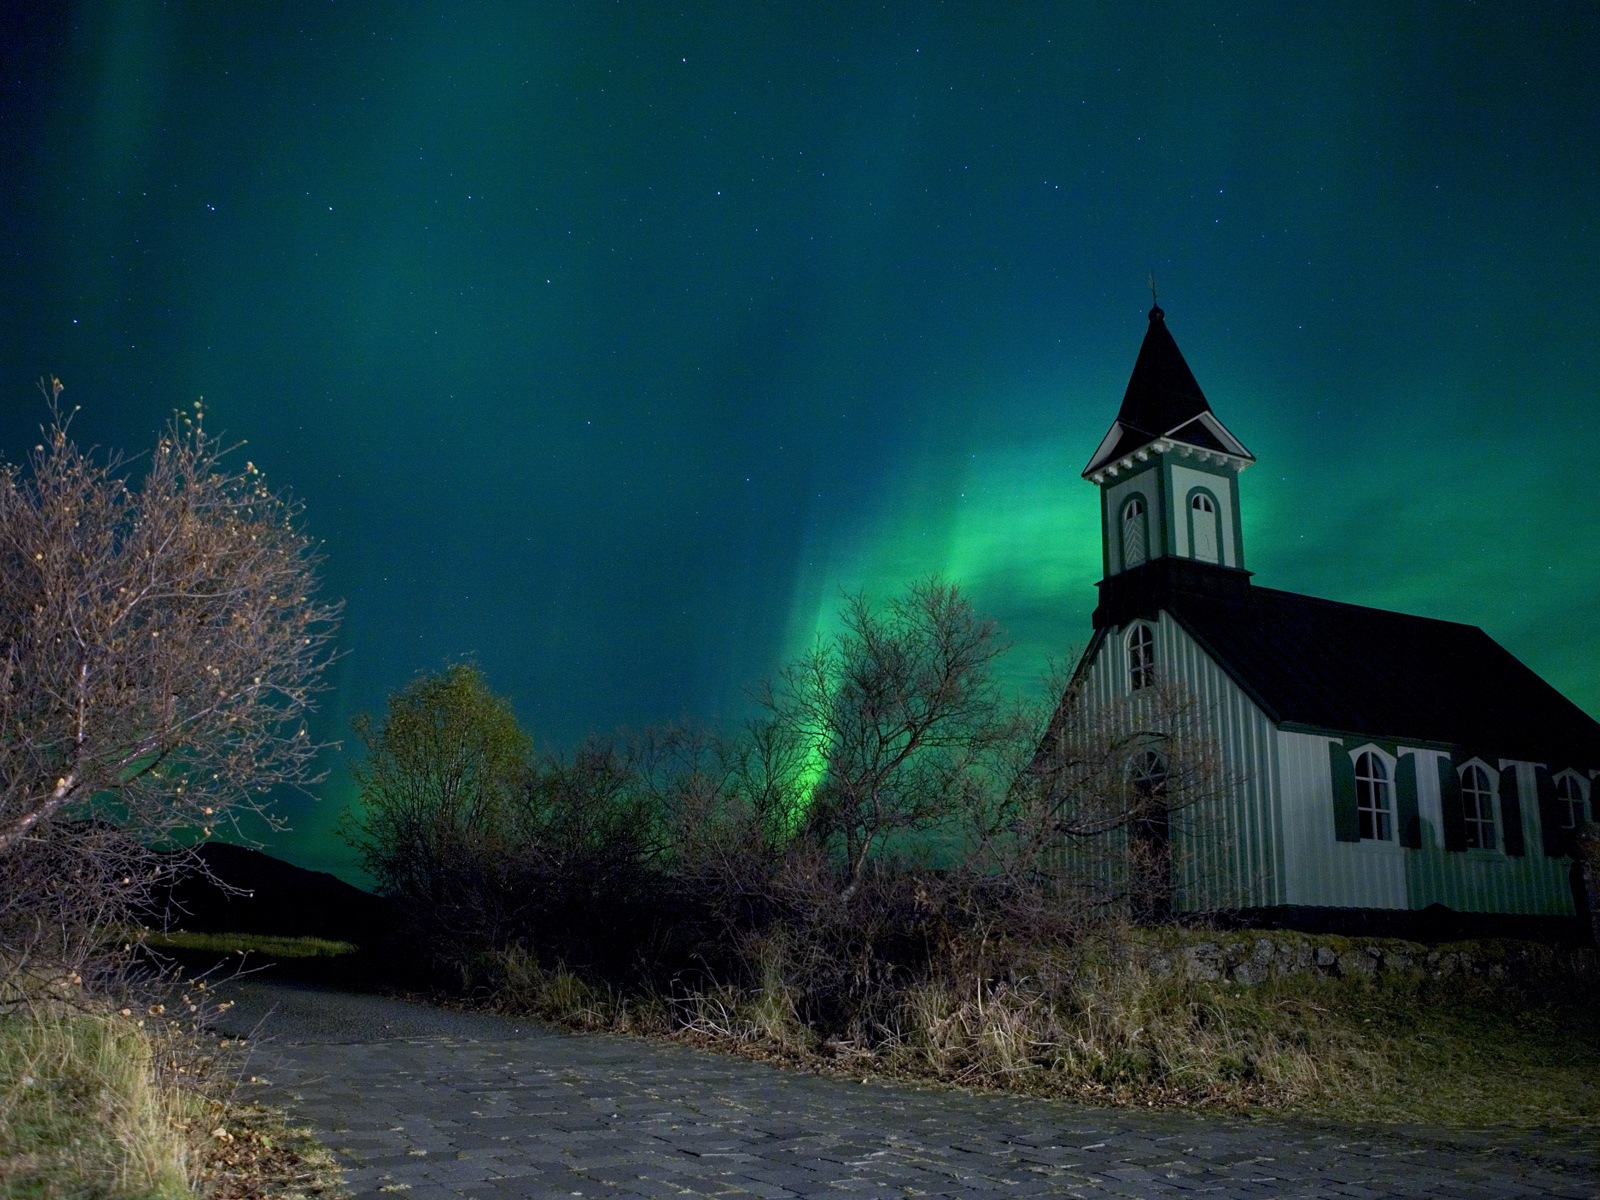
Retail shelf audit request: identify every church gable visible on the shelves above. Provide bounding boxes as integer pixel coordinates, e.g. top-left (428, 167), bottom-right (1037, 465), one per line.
top-left (1071, 610), bottom-right (1285, 913)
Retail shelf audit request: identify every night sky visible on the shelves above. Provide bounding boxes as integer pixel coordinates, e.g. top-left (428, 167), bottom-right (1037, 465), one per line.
top-left (4, 4), bottom-right (1598, 881)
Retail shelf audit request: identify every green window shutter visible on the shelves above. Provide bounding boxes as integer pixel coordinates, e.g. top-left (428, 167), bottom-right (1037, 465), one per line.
top-left (1330, 740), bottom-right (1359, 842)
top-left (1396, 753), bottom-right (1422, 849)
top-left (1536, 765), bottom-right (1566, 858)
top-left (1438, 755), bottom-right (1467, 852)
top-left (1498, 764), bottom-right (1526, 857)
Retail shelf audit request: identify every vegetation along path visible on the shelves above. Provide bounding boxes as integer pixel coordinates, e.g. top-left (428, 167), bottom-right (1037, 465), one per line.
top-left (220, 980), bottom-right (1599, 1200)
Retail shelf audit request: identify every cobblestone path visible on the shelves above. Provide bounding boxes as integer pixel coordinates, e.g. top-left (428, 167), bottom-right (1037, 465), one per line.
top-left (221, 980), bottom-right (1600, 1200)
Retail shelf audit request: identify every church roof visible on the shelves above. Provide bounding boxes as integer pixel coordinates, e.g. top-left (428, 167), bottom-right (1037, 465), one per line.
top-left (1166, 585), bottom-right (1600, 767)
top-left (1083, 306), bottom-right (1254, 476)
top-left (1117, 305), bottom-right (1213, 438)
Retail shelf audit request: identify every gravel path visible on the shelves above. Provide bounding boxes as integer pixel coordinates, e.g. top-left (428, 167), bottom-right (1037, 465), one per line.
top-left (218, 979), bottom-right (1600, 1200)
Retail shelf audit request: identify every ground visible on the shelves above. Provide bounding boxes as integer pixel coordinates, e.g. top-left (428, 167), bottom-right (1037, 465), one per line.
top-left (218, 980), bottom-right (1600, 1200)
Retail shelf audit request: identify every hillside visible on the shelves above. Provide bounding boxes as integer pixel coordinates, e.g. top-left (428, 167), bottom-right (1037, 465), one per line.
top-left (162, 842), bottom-right (392, 944)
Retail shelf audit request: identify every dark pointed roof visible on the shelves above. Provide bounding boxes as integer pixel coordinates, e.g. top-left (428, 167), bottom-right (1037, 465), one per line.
top-left (1116, 305), bottom-right (1213, 439)
top-left (1082, 305), bottom-right (1254, 477)
top-left (1169, 586), bottom-right (1600, 767)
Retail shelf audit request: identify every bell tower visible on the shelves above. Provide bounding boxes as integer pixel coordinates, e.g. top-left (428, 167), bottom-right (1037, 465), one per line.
top-left (1083, 304), bottom-right (1255, 628)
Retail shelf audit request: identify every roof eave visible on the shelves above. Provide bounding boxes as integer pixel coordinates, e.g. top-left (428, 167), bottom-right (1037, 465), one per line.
top-left (1085, 439), bottom-right (1256, 484)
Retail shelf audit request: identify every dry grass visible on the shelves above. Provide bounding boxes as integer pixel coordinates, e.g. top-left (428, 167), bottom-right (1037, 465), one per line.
top-left (469, 929), bottom-right (1600, 1128)
top-left (849, 945), bottom-right (1391, 1109)
top-left (480, 946), bottom-right (636, 1031)
top-left (0, 1010), bottom-right (199, 1199)
top-left (0, 1000), bottom-right (346, 1200)
top-left (198, 1095), bottom-right (346, 1200)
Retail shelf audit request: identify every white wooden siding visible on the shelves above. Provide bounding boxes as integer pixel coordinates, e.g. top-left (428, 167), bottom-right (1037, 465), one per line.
top-left (1070, 628), bottom-right (1579, 916)
top-left (1073, 613), bottom-right (1283, 911)
top-left (1275, 735), bottom-right (1574, 914)
top-left (1169, 464), bottom-right (1237, 568)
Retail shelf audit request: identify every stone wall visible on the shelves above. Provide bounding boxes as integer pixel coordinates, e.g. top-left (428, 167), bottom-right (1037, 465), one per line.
top-left (1140, 931), bottom-right (1596, 988)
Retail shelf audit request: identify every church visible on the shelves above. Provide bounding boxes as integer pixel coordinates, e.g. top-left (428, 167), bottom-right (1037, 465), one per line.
top-left (1064, 302), bottom-right (1600, 938)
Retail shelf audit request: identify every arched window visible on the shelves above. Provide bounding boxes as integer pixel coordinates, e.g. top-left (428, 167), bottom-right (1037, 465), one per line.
top-left (1121, 496), bottom-right (1148, 568)
top-left (1130, 749), bottom-right (1169, 799)
top-left (1461, 764), bottom-right (1497, 850)
top-left (1126, 623), bottom-right (1155, 691)
top-left (1355, 751), bottom-right (1392, 841)
top-left (1556, 773), bottom-right (1589, 830)
top-left (1189, 490), bottom-right (1220, 563)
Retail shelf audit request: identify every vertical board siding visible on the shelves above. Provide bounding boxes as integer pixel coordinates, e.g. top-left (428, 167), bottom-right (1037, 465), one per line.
top-left (1277, 735), bottom-right (1574, 914)
top-left (1169, 464), bottom-right (1238, 568)
top-left (1072, 630), bottom-right (1578, 917)
top-left (1277, 732), bottom-right (1407, 908)
top-left (1070, 615), bottom-right (1282, 912)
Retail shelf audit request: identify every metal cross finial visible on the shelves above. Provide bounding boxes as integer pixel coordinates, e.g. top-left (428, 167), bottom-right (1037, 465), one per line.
top-left (1148, 269), bottom-right (1158, 307)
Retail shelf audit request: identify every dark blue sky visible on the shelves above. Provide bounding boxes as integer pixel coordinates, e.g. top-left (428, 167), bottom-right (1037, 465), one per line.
top-left (4, 3), bottom-right (1597, 878)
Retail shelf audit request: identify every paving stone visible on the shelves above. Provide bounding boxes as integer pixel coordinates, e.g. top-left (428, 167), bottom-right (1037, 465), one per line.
top-left (221, 981), bottom-right (1600, 1200)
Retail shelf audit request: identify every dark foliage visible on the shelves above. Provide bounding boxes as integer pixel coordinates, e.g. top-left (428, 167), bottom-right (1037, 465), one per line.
top-left (344, 582), bottom-right (1223, 1040)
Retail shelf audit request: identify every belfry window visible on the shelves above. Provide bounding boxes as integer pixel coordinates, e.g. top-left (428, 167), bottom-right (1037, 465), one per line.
top-left (1355, 751), bottom-right (1392, 841)
top-left (1190, 491), bottom-right (1219, 563)
top-left (1461, 764), bottom-right (1497, 850)
top-left (1121, 497), bottom-right (1148, 568)
top-left (1556, 773), bottom-right (1588, 830)
top-left (1126, 623), bottom-right (1155, 691)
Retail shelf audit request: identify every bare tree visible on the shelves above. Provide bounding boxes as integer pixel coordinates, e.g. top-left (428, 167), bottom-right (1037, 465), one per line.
top-left (758, 579), bottom-right (1020, 901)
top-left (0, 380), bottom-right (339, 981)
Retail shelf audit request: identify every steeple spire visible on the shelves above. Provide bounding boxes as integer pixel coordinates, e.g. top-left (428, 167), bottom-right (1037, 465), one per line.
top-left (1083, 302), bottom-right (1253, 478)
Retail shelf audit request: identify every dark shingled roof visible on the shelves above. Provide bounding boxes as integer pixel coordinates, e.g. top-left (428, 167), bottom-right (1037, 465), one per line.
top-left (1166, 585), bottom-right (1600, 767)
top-left (1115, 305), bottom-right (1213, 439)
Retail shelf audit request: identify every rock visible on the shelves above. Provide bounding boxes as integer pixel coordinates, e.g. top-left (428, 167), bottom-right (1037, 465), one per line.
top-left (1185, 942), bottom-right (1223, 982)
top-left (1337, 950), bottom-right (1377, 978)
top-left (1233, 959), bottom-right (1268, 986)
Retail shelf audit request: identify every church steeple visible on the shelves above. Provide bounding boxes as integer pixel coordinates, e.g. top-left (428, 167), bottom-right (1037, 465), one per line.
top-left (1084, 305), bottom-right (1253, 478)
top-left (1084, 305), bottom-right (1255, 592)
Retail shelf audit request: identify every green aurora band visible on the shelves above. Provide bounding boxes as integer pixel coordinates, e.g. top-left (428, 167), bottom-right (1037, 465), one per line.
top-left (2, 4), bottom-right (1596, 880)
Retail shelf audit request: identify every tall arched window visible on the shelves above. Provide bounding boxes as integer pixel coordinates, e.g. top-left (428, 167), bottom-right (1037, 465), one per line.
top-left (1556, 773), bottom-right (1589, 830)
top-left (1461, 764), bottom-right (1497, 850)
top-left (1130, 749), bottom-right (1169, 799)
top-left (1121, 496), bottom-right (1148, 568)
top-left (1189, 491), bottom-right (1219, 563)
top-left (1126, 623), bottom-right (1155, 691)
top-left (1355, 751), bottom-right (1392, 841)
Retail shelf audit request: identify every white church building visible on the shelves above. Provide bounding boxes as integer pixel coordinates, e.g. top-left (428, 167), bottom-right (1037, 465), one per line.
top-left (1064, 303), bottom-right (1600, 938)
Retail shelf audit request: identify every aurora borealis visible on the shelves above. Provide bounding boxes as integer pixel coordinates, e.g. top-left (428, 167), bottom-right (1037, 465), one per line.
top-left (3, 5), bottom-right (1597, 881)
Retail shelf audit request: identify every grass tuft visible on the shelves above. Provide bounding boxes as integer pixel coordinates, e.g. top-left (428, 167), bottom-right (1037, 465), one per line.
top-left (0, 1011), bottom-right (198, 1200)
top-left (0, 995), bottom-right (347, 1200)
